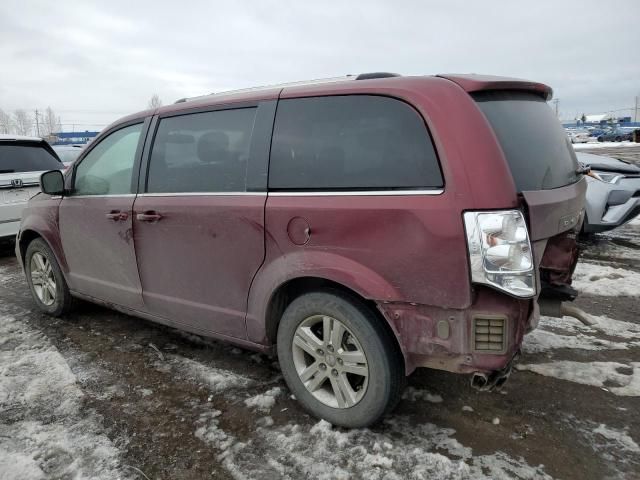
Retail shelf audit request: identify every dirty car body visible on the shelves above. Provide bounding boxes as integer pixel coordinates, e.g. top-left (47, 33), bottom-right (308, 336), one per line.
top-left (17, 73), bottom-right (585, 427)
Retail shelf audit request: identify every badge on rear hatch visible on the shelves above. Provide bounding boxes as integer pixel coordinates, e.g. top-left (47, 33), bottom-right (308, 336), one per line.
top-left (10, 179), bottom-right (23, 188)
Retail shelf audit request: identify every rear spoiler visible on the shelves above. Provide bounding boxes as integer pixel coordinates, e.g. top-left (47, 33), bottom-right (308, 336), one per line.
top-left (437, 74), bottom-right (553, 101)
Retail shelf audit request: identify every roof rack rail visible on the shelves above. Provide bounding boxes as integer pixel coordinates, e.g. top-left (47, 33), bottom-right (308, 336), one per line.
top-left (174, 75), bottom-right (358, 104)
top-left (355, 72), bottom-right (402, 80)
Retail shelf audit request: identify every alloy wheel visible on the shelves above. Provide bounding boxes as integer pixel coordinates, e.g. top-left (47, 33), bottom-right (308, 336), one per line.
top-left (30, 252), bottom-right (56, 306)
top-left (291, 314), bottom-right (369, 408)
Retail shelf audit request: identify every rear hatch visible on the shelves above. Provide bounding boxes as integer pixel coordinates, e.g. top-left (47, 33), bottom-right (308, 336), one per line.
top-left (0, 141), bottom-right (64, 223)
top-left (471, 89), bottom-right (586, 297)
top-left (437, 75), bottom-right (586, 297)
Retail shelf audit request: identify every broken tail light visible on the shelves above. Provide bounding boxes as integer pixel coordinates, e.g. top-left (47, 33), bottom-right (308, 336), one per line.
top-left (463, 210), bottom-right (536, 298)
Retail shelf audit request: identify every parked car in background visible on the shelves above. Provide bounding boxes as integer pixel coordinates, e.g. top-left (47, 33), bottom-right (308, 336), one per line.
top-left (577, 152), bottom-right (640, 233)
top-left (0, 135), bottom-right (64, 242)
top-left (597, 128), bottom-right (633, 142)
top-left (52, 144), bottom-right (84, 168)
top-left (567, 129), bottom-right (591, 144)
top-left (17, 73), bottom-right (586, 427)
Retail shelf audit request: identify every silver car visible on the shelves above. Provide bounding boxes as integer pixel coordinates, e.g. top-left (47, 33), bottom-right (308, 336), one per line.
top-left (577, 152), bottom-right (640, 233)
top-left (0, 135), bottom-right (64, 240)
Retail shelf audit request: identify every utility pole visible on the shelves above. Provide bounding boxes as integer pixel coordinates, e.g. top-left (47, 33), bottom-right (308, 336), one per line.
top-left (34, 109), bottom-right (40, 136)
top-left (635, 96), bottom-right (638, 123)
top-left (552, 99), bottom-right (560, 118)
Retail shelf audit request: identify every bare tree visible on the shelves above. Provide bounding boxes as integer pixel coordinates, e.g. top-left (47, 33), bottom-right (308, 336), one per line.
top-left (13, 109), bottom-right (33, 136)
top-left (147, 94), bottom-right (163, 109)
top-left (0, 108), bottom-right (13, 134)
top-left (43, 106), bottom-right (62, 137)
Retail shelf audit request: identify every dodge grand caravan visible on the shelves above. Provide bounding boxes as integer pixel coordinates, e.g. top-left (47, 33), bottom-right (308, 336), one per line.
top-left (17, 73), bottom-right (586, 427)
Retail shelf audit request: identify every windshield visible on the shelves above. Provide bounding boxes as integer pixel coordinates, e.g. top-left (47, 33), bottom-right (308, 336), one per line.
top-left (0, 142), bottom-right (63, 173)
top-left (474, 91), bottom-right (579, 191)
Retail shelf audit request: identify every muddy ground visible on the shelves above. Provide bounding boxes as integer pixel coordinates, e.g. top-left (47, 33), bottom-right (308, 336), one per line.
top-left (1, 146), bottom-right (639, 480)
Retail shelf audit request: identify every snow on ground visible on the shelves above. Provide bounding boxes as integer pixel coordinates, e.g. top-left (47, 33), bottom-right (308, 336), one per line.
top-left (401, 386), bottom-right (444, 403)
top-left (566, 415), bottom-right (640, 474)
top-left (573, 141), bottom-right (638, 149)
top-left (0, 312), bottom-right (127, 480)
top-left (571, 262), bottom-right (640, 297)
top-left (523, 315), bottom-right (640, 353)
top-left (244, 386), bottom-right (282, 412)
top-left (194, 415), bottom-right (552, 480)
top-left (163, 354), bottom-right (255, 394)
top-left (516, 361), bottom-right (640, 396)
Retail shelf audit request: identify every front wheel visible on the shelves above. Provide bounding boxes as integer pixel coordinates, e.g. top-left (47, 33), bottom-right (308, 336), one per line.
top-left (25, 238), bottom-right (73, 316)
top-left (277, 291), bottom-right (404, 428)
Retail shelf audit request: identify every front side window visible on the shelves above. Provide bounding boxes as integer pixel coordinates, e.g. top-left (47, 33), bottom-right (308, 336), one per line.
top-left (74, 123), bottom-right (143, 195)
top-left (146, 108), bottom-right (257, 193)
top-left (269, 95), bottom-right (443, 190)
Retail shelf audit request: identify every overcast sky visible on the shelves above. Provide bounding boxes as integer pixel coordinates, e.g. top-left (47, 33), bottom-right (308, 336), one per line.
top-left (1, 0), bottom-right (638, 131)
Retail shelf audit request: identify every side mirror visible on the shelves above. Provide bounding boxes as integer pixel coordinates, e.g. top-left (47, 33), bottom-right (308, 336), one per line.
top-left (40, 170), bottom-right (65, 196)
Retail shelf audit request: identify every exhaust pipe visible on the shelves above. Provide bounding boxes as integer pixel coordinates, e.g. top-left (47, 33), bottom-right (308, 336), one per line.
top-left (470, 355), bottom-right (516, 392)
top-left (471, 372), bottom-right (489, 391)
top-left (539, 298), bottom-right (595, 327)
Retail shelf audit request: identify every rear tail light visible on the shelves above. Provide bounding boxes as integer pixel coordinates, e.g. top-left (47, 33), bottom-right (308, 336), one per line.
top-left (463, 210), bottom-right (535, 298)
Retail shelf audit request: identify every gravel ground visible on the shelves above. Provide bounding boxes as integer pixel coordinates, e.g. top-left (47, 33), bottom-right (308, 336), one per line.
top-left (1, 147), bottom-right (639, 480)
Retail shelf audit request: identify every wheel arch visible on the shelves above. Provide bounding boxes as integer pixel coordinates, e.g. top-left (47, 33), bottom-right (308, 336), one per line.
top-left (262, 275), bottom-right (407, 374)
top-left (17, 227), bottom-right (69, 279)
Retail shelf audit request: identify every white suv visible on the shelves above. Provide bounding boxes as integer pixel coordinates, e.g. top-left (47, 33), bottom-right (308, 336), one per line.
top-left (0, 135), bottom-right (64, 240)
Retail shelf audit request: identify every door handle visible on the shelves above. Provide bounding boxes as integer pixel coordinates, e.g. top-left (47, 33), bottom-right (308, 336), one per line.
top-left (136, 211), bottom-right (163, 222)
top-left (106, 210), bottom-right (128, 221)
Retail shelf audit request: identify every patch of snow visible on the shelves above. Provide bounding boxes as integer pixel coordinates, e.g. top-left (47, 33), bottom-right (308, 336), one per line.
top-left (195, 414), bottom-right (552, 479)
top-left (168, 354), bottom-right (254, 394)
top-left (492, 417), bottom-right (500, 425)
top-left (462, 406), bottom-right (474, 412)
top-left (0, 314), bottom-right (126, 479)
top-left (138, 388), bottom-right (153, 397)
top-left (517, 361), bottom-right (640, 396)
top-left (244, 387), bottom-right (282, 412)
top-left (566, 416), bottom-right (640, 475)
top-left (572, 262), bottom-right (640, 297)
top-left (523, 315), bottom-right (640, 353)
top-left (573, 141), bottom-right (638, 149)
top-left (401, 386), bottom-right (443, 403)
top-left (593, 424), bottom-right (640, 454)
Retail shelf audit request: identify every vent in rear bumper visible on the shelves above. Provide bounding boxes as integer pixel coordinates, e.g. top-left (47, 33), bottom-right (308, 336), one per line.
top-left (473, 316), bottom-right (507, 353)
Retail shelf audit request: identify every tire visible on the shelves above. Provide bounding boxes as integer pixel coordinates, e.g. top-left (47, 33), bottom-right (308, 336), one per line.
top-left (277, 290), bottom-right (404, 428)
top-left (25, 238), bottom-right (73, 316)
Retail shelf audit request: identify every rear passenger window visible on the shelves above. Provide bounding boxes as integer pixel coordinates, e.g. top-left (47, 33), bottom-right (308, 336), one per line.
top-left (146, 108), bottom-right (257, 193)
top-left (269, 95), bottom-right (442, 190)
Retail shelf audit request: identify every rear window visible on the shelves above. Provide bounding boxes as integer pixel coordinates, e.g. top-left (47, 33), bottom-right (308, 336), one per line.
top-left (0, 142), bottom-right (63, 173)
top-left (269, 95), bottom-right (443, 190)
top-left (474, 91), bottom-right (579, 191)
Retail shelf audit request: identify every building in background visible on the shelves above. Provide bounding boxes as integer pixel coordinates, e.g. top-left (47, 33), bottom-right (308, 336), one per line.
top-left (50, 131), bottom-right (99, 145)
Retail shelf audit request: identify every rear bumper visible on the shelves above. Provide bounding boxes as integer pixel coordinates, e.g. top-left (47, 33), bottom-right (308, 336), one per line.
top-left (377, 287), bottom-right (534, 375)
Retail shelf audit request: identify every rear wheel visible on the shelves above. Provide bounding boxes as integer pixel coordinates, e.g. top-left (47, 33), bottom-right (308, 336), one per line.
top-left (25, 238), bottom-right (73, 316)
top-left (277, 291), bottom-right (404, 427)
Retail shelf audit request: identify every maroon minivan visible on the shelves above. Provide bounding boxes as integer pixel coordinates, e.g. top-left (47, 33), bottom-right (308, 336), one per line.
top-left (17, 73), bottom-right (585, 427)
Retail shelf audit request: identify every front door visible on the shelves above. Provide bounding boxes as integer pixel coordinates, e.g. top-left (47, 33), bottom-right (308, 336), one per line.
top-left (133, 106), bottom-right (266, 338)
top-left (59, 122), bottom-right (146, 309)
